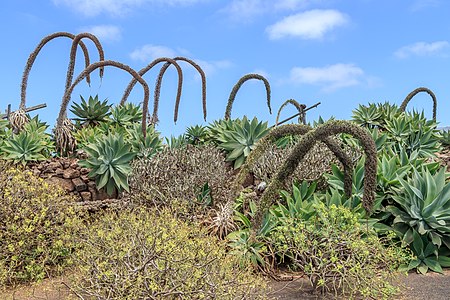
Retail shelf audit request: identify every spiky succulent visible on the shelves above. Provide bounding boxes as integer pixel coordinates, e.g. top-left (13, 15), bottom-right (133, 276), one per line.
top-left (70, 95), bottom-right (111, 127)
top-left (224, 74), bottom-right (272, 120)
top-left (185, 124), bottom-right (208, 145)
top-left (79, 133), bottom-right (137, 195)
top-left (108, 102), bottom-right (143, 128)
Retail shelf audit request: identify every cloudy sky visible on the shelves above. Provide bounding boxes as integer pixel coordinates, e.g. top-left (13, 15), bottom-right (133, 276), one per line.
top-left (1, 0), bottom-right (450, 135)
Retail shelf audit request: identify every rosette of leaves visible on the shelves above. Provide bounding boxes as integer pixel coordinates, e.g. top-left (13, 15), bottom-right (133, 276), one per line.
top-left (79, 133), bottom-right (137, 195)
top-left (440, 129), bottom-right (450, 147)
top-left (0, 116), bottom-right (53, 165)
top-left (352, 102), bottom-right (400, 130)
top-left (387, 166), bottom-right (450, 252)
top-left (108, 102), bottom-right (143, 128)
top-left (125, 123), bottom-right (162, 158)
top-left (217, 116), bottom-right (270, 169)
top-left (185, 124), bottom-right (208, 145)
top-left (70, 95), bottom-right (111, 127)
top-left (165, 134), bottom-right (188, 149)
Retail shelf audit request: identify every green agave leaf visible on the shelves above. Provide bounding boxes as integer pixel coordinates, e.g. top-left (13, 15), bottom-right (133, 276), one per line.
top-left (423, 257), bottom-right (443, 273)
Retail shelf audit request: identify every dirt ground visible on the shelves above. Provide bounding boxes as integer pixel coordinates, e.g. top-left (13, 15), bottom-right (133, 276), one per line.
top-left (1, 270), bottom-right (450, 300)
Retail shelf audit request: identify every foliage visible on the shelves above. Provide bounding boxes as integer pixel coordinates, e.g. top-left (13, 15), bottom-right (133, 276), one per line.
top-left (70, 95), bottom-right (111, 127)
top-left (79, 133), bottom-right (136, 195)
top-left (185, 124), bottom-right (208, 145)
top-left (107, 102), bottom-right (142, 128)
top-left (125, 123), bottom-right (163, 159)
top-left (0, 116), bottom-right (53, 165)
top-left (217, 116), bottom-right (270, 169)
top-left (0, 167), bottom-right (81, 287)
top-left (164, 134), bottom-right (187, 149)
top-left (70, 207), bottom-right (267, 299)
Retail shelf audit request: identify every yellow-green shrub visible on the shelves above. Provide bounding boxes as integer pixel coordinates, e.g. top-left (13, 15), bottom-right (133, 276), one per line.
top-left (0, 166), bottom-right (81, 287)
top-left (70, 207), bottom-right (268, 299)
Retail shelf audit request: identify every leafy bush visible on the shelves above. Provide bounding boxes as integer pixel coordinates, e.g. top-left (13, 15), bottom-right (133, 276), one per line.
top-left (0, 167), bottom-right (81, 287)
top-left (70, 207), bottom-right (267, 299)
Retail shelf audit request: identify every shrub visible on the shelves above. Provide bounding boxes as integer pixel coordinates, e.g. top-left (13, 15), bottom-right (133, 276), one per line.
top-left (0, 167), bottom-right (81, 288)
top-left (128, 144), bottom-right (234, 217)
top-left (70, 207), bottom-right (268, 299)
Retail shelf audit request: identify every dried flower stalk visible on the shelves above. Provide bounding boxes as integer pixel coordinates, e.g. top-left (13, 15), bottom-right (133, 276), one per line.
top-left (64, 32), bottom-right (104, 96)
top-left (120, 57), bottom-right (183, 124)
top-left (399, 87), bottom-right (437, 121)
top-left (275, 99), bottom-right (306, 125)
top-left (155, 57), bottom-right (207, 122)
top-left (57, 60), bottom-right (149, 137)
top-left (20, 32), bottom-right (92, 109)
top-left (253, 120), bottom-right (377, 229)
top-left (224, 73), bottom-right (272, 120)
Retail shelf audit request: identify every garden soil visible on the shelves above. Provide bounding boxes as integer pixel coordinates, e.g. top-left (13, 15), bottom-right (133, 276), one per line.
top-left (1, 270), bottom-right (450, 299)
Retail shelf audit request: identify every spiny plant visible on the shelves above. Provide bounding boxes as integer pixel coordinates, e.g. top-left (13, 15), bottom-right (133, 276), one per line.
top-left (234, 124), bottom-right (354, 199)
top-left (108, 102), bottom-right (143, 128)
top-left (155, 56), bottom-right (207, 122)
top-left (275, 99), bottom-right (307, 125)
top-left (55, 60), bottom-right (150, 154)
top-left (224, 73), bottom-right (272, 120)
top-left (399, 87), bottom-right (437, 121)
top-left (120, 57), bottom-right (183, 124)
top-left (20, 32), bottom-right (96, 111)
top-left (63, 32), bottom-right (104, 96)
top-left (70, 95), bottom-right (111, 127)
top-left (253, 120), bottom-right (377, 230)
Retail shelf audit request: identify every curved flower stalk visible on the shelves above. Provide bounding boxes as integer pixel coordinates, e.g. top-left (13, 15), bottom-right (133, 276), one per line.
top-left (20, 32), bottom-right (93, 110)
top-left (154, 57), bottom-right (207, 122)
top-left (234, 124), bottom-right (354, 198)
top-left (120, 57), bottom-right (183, 124)
top-left (224, 74), bottom-right (272, 120)
top-left (275, 99), bottom-right (306, 125)
top-left (253, 120), bottom-right (377, 229)
top-left (55, 60), bottom-right (150, 153)
top-left (399, 87), bottom-right (437, 121)
top-left (64, 32), bottom-right (105, 96)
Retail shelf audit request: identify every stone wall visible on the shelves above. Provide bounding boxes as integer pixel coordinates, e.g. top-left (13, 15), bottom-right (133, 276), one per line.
top-left (28, 158), bottom-right (115, 201)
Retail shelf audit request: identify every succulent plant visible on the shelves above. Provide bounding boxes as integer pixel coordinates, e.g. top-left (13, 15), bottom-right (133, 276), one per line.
top-left (8, 108), bottom-right (29, 133)
top-left (120, 57), bottom-right (183, 124)
top-left (53, 117), bottom-right (77, 156)
top-left (275, 99), bottom-right (306, 125)
top-left (125, 123), bottom-right (163, 159)
top-left (185, 124), bottom-right (208, 145)
top-left (217, 116), bottom-right (270, 169)
top-left (165, 134), bottom-right (188, 149)
top-left (254, 120), bottom-right (377, 230)
top-left (79, 133), bottom-right (137, 195)
top-left (70, 95), bottom-right (111, 127)
top-left (224, 73), bottom-right (272, 120)
top-left (107, 102), bottom-right (143, 127)
top-left (155, 57), bottom-right (207, 121)
top-left (399, 87), bottom-right (437, 121)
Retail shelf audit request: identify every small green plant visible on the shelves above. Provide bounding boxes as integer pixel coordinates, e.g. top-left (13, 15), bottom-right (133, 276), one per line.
top-left (79, 133), bottom-right (136, 195)
top-left (70, 95), bottom-right (111, 127)
top-left (108, 102), bottom-right (143, 127)
top-left (185, 124), bottom-right (208, 145)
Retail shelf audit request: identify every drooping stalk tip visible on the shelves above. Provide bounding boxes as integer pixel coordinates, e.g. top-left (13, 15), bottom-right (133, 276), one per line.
top-left (399, 87), bottom-right (437, 121)
top-left (275, 99), bottom-right (307, 126)
top-left (120, 57), bottom-right (183, 125)
top-left (224, 73), bottom-right (272, 120)
top-left (253, 120), bottom-right (377, 230)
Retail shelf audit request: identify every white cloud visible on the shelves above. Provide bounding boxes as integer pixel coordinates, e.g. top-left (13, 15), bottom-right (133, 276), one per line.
top-left (221, 0), bottom-right (314, 22)
top-left (266, 9), bottom-right (348, 40)
top-left (130, 45), bottom-right (177, 62)
top-left (394, 41), bottom-right (450, 59)
top-left (410, 0), bottom-right (441, 11)
top-left (79, 25), bottom-right (122, 42)
top-left (289, 63), bottom-right (365, 92)
top-left (130, 45), bottom-right (232, 76)
top-left (53, 0), bottom-right (208, 17)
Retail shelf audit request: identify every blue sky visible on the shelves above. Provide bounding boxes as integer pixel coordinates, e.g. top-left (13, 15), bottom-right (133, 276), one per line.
top-left (1, 0), bottom-right (450, 136)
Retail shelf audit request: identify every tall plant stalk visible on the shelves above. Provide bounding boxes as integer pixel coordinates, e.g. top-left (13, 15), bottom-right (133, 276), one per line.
top-left (120, 57), bottom-right (183, 124)
top-left (20, 32), bottom-right (93, 110)
top-left (234, 124), bottom-right (354, 198)
top-left (57, 60), bottom-right (149, 137)
top-left (154, 57), bottom-right (207, 122)
top-left (224, 74), bottom-right (272, 120)
top-left (64, 32), bottom-right (104, 97)
top-left (399, 87), bottom-right (437, 121)
top-left (275, 99), bottom-right (306, 125)
top-left (253, 120), bottom-right (377, 230)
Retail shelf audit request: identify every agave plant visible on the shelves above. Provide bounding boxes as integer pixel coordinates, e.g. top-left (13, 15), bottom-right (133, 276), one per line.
top-left (387, 166), bottom-right (450, 251)
top-left (79, 133), bottom-right (137, 195)
top-left (165, 134), bottom-right (188, 149)
top-left (70, 95), bottom-right (111, 128)
top-left (0, 116), bottom-right (53, 165)
top-left (125, 123), bottom-right (163, 159)
top-left (108, 102), bottom-right (143, 128)
top-left (217, 117), bottom-right (270, 169)
top-left (185, 124), bottom-right (208, 145)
